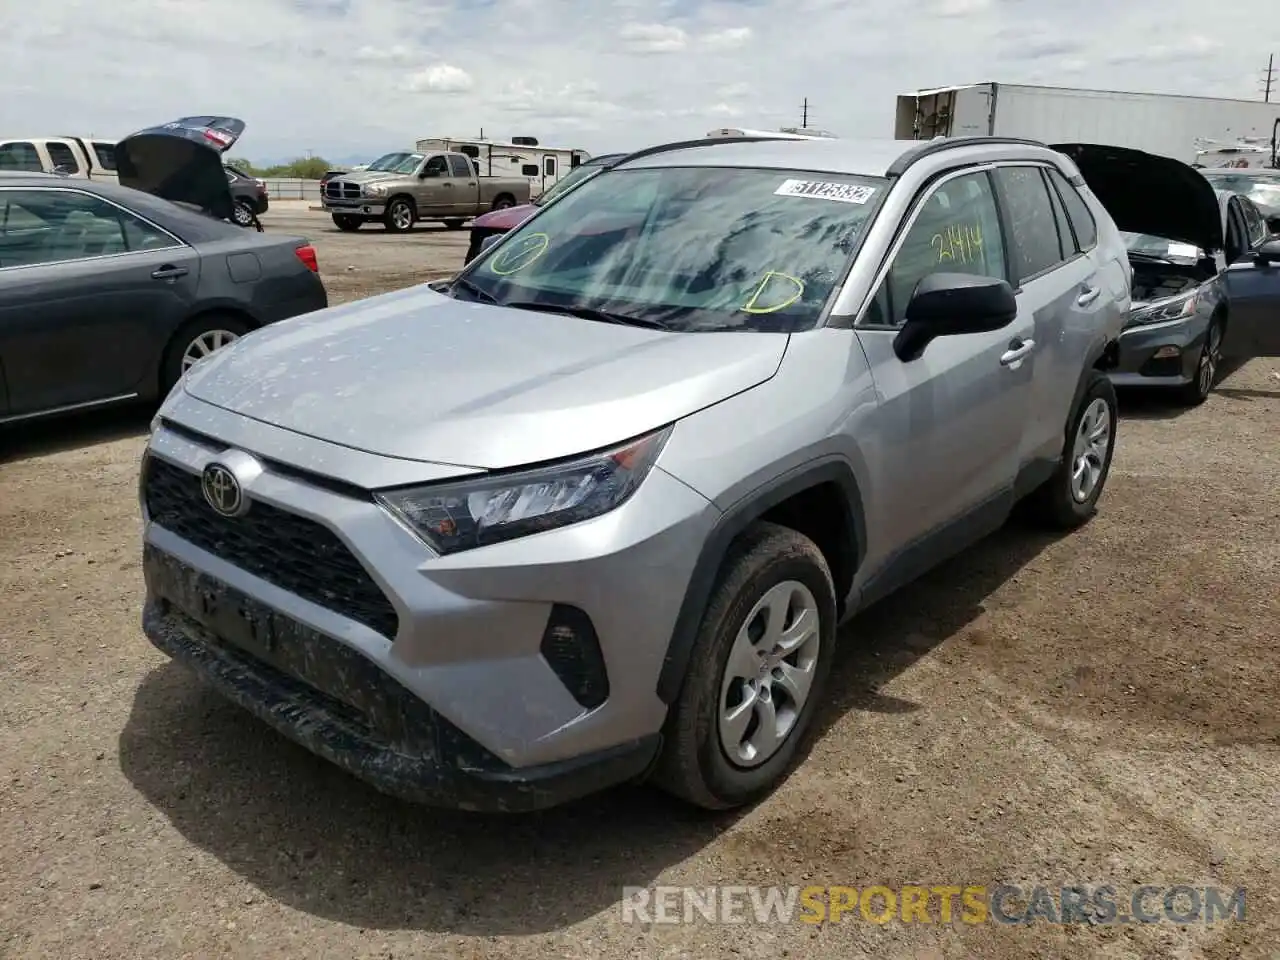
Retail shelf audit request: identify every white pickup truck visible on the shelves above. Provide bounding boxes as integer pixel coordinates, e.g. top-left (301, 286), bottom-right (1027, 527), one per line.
top-left (0, 136), bottom-right (118, 181)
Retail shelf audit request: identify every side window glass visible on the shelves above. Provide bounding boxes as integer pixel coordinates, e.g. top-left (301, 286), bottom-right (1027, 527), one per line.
top-left (93, 142), bottom-right (117, 171)
top-left (995, 166), bottom-right (1066, 281)
top-left (1042, 168), bottom-right (1076, 256)
top-left (0, 142), bottom-right (43, 172)
top-left (865, 171), bottom-right (1007, 327)
top-left (46, 142), bottom-right (82, 174)
top-left (1047, 168), bottom-right (1097, 250)
top-left (447, 155), bottom-right (472, 178)
top-left (544, 157), bottom-right (556, 177)
top-left (423, 155), bottom-right (449, 176)
top-left (0, 190), bottom-right (177, 267)
top-left (1241, 200), bottom-right (1266, 247)
top-left (521, 164), bottom-right (539, 177)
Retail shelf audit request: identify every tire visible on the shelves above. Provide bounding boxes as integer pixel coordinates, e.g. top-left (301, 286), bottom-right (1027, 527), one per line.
top-left (1175, 315), bottom-right (1223, 406)
top-left (383, 197), bottom-right (415, 232)
top-left (444, 218), bottom-right (466, 230)
top-left (232, 201), bottom-right (255, 227)
top-left (160, 314), bottom-right (252, 395)
top-left (332, 214), bottom-right (362, 232)
top-left (491, 194), bottom-right (516, 211)
top-left (1023, 370), bottom-right (1118, 530)
top-left (653, 522), bottom-right (837, 810)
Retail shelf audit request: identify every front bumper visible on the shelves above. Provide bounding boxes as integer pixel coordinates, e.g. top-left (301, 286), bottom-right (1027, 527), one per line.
top-left (137, 403), bottom-right (717, 808)
top-left (1107, 315), bottom-right (1206, 388)
top-left (322, 199), bottom-right (386, 217)
top-left (256, 194), bottom-right (270, 215)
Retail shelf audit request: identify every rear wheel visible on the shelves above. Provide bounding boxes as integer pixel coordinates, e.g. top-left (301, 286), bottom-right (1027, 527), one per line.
top-left (1176, 316), bottom-right (1223, 406)
top-left (1023, 370), bottom-right (1117, 529)
top-left (383, 198), bottom-right (415, 232)
top-left (160, 314), bottom-right (252, 395)
top-left (491, 194), bottom-right (516, 211)
top-left (232, 201), bottom-right (255, 227)
top-left (653, 522), bottom-right (836, 810)
top-left (332, 214), bottom-right (362, 232)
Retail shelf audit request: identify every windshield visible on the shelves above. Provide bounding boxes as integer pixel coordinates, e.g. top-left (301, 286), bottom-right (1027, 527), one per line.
top-left (1200, 171), bottom-right (1280, 211)
top-left (534, 158), bottom-right (613, 205)
top-left (366, 152), bottom-right (424, 174)
top-left (457, 165), bottom-right (885, 332)
top-left (1121, 231), bottom-right (1203, 261)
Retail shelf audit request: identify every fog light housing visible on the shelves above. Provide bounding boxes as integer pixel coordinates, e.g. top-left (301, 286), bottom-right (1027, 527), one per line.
top-left (539, 605), bottom-right (609, 710)
top-left (1152, 346), bottom-right (1181, 359)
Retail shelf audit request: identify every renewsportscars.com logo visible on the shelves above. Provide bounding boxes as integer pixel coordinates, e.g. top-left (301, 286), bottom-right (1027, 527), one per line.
top-left (620, 884), bottom-right (1247, 926)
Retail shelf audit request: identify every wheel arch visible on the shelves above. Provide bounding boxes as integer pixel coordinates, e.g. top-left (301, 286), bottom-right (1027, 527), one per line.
top-left (152, 305), bottom-right (260, 396)
top-left (655, 459), bottom-right (867, 704)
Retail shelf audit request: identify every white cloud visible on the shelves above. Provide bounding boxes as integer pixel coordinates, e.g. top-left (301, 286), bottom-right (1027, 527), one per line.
top-left (0, 0), bottom-right (1266, 164)
top-left (701, 27), bottom-right (753, 50)
top-left (407, 64), bottom-right (473, 94)
top-left (620, 22), bottom-right (688, 53)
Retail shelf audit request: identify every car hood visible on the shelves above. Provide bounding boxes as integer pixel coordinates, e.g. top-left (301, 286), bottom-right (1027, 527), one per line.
top-left (116, 116), bottom-right (244, 222)
top-left (1052, 143), bottom-right (1224, 252)
top-left (181, 285), bottom-right (788, 469)
top-left (331, 170), bottom-right (411, 185)
top-left (471, 203), bottom-right (537, 230)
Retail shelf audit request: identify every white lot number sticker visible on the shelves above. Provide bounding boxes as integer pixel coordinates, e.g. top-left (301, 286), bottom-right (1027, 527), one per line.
top-left (775, 179), bottom-right (876, 204)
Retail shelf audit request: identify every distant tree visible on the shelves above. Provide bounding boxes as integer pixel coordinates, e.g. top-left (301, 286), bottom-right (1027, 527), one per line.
top-left (221, 156), bottom-right (336, 179)
top-left (224, 156), bottom-right (262, 175)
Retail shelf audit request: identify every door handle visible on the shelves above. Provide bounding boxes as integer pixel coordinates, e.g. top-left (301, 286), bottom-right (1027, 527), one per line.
top-left (467, 181), bottom-right (476, 186)
top-left (1076, 285), bottom-right (1101, 306)
top-left (441, 182), bottom-right (454, 188)
top-left (151, 265), bottom-right (188, 280)
top-left (1000, 338), bottom-right (1035, 366)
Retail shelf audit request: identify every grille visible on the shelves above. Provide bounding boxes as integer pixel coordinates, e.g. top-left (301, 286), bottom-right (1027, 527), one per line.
top-left (324, 180), bottom-right (361, 200)
top-left (142, 456), bottom-right (399, 639)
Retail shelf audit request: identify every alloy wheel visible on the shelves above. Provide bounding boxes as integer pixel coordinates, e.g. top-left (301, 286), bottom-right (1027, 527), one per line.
top-left (1070, 397), bottom-right (1112, 503)
top-left (181, 329), bottom-right (240, 372)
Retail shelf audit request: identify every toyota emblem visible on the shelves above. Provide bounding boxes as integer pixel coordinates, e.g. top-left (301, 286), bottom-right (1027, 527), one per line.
top-left (201, 462), bottom-right (246, 517)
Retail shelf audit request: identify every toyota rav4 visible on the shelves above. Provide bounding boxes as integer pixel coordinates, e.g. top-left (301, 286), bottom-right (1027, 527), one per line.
top-left (139, 135), bottom-right (1129, 812)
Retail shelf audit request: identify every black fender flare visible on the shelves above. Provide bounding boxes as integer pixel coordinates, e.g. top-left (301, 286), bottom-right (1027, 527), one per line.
top-left (655, 458), bottom-right (867, 704)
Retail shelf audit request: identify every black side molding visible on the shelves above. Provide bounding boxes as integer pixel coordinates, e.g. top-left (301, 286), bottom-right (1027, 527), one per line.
top-left (655, 459), bottom-right (867, 704)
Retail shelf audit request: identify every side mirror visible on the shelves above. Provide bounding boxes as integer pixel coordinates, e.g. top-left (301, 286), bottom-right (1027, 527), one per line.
top-left (479, 233), bottom-right (503, 255)
top-left (1254, 238), bottom-right (1280, 265)
top-left (893, 272), bottom-right (1018, 362)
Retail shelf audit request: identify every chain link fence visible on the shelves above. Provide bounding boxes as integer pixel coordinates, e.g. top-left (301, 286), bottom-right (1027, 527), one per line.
top-left (262, 178), bottom-right (323, 201)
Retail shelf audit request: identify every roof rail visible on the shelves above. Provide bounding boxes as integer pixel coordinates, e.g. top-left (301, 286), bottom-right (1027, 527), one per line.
top-left (603, 135), bottom-right (795, 171)
top-left (885, 135), bottom-right (1048, 177)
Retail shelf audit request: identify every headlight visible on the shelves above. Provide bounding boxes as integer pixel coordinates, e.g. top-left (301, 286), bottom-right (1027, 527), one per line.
top-left (362, 183), bottom-right (387, 197)
top-left (376, 427), bottom-right (671, 555)
top-left (1126, 289), bottom-right (1199, 327)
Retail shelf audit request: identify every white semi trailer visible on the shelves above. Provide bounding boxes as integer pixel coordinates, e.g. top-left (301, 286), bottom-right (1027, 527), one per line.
top-left (895, 82), bottom-right (1280, 164)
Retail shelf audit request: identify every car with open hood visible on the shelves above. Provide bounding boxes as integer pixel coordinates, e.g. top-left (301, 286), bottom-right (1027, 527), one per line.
top-left (139, 134), bottom-right (1129, 813)
top-left (463, 153), bottom-right (626, 264)
top-left (1054, 143), bottom-right (1280, 405)
top-left (0, 116), bottom-right (328, 426)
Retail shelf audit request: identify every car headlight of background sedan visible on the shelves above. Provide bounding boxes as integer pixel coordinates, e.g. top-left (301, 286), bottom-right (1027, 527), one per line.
top-left (376, 427), bottom-right (672, 555)
top-left (1126, 289), bottom-right (1199, 328)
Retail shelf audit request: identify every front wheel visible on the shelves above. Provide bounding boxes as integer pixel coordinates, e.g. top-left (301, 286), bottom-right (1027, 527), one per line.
top-left (383, 198), bottom-right (415, 232)
top-left (1175, 317), bottom-right (1223, 406)
top-left (332, 214), bottom-right (363, 232)
top-left (653, 522), bottom-right (836, 810)
top-left (1023, 370), bottom-right (1117, 529)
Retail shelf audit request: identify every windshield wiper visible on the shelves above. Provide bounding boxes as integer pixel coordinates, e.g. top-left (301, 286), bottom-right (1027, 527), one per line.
top-left (502, 301), bottom-right (671, 330)
top-left (451, 276), bottom-right (498, 303)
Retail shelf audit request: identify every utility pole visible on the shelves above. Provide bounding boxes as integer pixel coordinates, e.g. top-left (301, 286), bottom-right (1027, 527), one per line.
top-left (801, 98), bottom-right (810, 128)
top-left (1263, 54), bottom-right (1275, 102)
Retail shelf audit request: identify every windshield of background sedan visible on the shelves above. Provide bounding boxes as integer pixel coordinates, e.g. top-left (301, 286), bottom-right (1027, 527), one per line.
top-left (1121, 231), bottom-right (1203, 261)
top-left (457, 166), bottom-right (886, 332)
top-left (365, 152), bottom-right (424, 174)
top-left (1200, 172), bottom-right (1280, 211)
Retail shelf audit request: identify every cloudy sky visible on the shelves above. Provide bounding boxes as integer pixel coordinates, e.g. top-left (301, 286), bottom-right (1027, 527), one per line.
top-left (2, 0), bottom-right (1271, 165)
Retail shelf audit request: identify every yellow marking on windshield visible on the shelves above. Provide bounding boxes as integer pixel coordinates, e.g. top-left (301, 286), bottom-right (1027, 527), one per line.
top-left (742, 271), bottom-right (805, 314)
top-left (932, 222), bottom-right (984, 265)
top-left (489, 232), bottom-right (549, 275)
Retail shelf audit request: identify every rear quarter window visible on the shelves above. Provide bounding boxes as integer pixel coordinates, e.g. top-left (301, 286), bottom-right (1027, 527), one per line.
top-left (1046, 167), bottom-right (1097, 250)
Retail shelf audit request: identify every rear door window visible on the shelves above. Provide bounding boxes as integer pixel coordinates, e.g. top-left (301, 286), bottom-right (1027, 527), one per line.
top-left (45, 142), bottom-right (82, 175)
top-left (447, 155), bottom-right (472, 178)
top-left (994, 165), bottom-right (1067, 283)
top-left (1045, 168), bottom-right (1097, 250)
top-left (0, 142), bottom-right (43, 172)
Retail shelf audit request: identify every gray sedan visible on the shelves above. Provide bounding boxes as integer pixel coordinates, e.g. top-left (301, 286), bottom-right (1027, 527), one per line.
top-left (0, 173), bottom-right (327, 425)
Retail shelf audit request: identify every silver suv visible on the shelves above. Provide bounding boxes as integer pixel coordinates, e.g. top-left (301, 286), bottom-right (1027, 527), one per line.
top-left (139, 136), bottom-right (1129, 812)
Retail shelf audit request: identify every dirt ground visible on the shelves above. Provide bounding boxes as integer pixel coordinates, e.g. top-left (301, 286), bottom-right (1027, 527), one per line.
top-left (2, 208), bottom-right (1278, 959)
